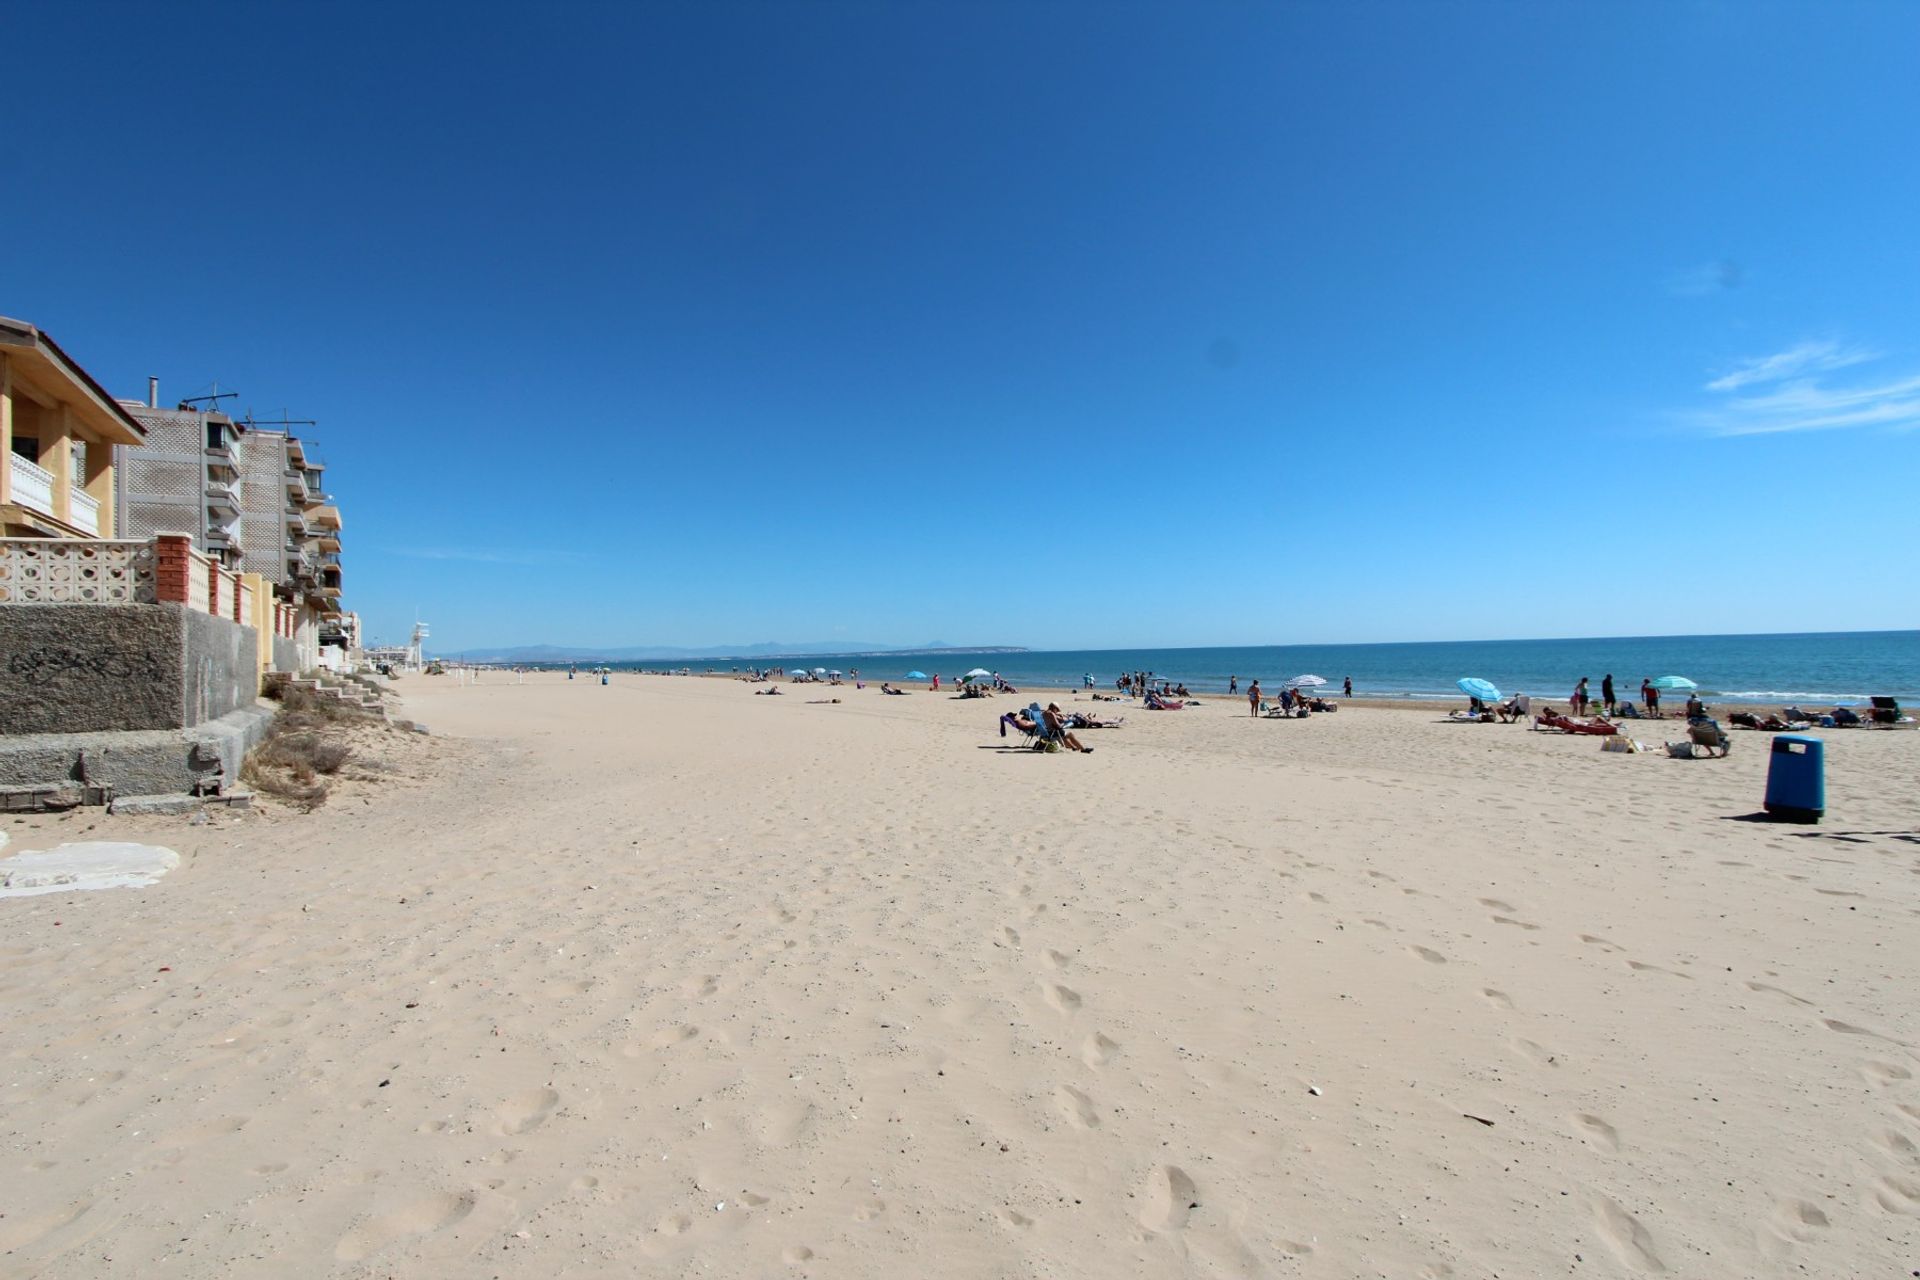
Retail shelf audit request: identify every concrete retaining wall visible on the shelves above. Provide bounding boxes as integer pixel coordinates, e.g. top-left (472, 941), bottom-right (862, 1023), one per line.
top-left (0, 603), bottom-right (260, 735)
top-left (0, 705), bottom-right (274, 798)
top-left (272, 634), bottom-right (298, 675)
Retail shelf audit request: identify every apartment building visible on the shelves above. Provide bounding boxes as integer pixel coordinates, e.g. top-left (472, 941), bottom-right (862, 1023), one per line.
top-left (0, 316), bottom-right (145, 538)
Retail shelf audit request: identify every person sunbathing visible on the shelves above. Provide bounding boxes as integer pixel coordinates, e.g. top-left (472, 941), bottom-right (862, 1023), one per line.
top-left (1144, 691), bottom-right (1184, 710)
top-left (1043, 704), bottom-right (1093, 753)
top-left (880, 683), bottom-right (909, 695)
top-left (755, 687), bottom-right (783, 695)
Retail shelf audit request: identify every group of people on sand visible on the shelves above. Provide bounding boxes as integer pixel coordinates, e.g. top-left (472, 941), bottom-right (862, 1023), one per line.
top-left (1000, 702), bottom-right (1119, 753)
top-left (1566, 674), bottom-right (1682, 721)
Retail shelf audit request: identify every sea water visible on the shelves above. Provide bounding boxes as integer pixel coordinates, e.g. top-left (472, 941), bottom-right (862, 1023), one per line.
top-left (614, 631), bottom-right (1918, 705)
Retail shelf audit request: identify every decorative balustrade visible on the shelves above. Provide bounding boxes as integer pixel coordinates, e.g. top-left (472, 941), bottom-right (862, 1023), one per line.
top-left (8, 453), bottom-right (56, 517)
top-left (185, 546), bottom-right (212, 614)
top-left (69, 488), bottom-right (101, 535)
top-left (0, 537), bottom-right (156, 604)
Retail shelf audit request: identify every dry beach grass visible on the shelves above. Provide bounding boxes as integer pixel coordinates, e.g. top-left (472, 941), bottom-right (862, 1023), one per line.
top-left (2, 671), bottom-right (1917, 1277)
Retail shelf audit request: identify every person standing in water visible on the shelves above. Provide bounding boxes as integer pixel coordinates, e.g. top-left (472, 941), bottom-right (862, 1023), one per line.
top-left (1343, 675), bottom-right (1353, 697)
top-left (1229, 674), bottom-right (1238, 694)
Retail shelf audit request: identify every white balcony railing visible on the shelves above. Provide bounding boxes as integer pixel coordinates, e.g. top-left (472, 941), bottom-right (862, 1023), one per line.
top-left (9, 452), bottom-right (56, 517)
top-left (69, 487), bottom-right (100, 535)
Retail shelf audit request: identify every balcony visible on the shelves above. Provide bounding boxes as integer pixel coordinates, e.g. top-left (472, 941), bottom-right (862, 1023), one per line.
top-left (7, 453), bottom-right (99, 535)
top-left (306, 504), bottom-right (342, 532)
top-left (284, 469), bottom-right (308, 502)
top-left (206, 478), bottom-right (242, 516)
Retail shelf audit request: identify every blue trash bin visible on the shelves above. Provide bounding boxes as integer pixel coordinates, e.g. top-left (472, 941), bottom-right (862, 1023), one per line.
top-left (1764, 734), bottom-right (1824, 823)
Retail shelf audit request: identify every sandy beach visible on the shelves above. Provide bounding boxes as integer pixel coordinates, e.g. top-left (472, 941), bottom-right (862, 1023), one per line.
top-left (4, 672), bottom-right (1918, 1278)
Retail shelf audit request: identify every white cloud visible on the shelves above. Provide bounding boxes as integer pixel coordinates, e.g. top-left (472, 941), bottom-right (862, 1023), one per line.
top-left (1688, 343), bottom-right (1920, 437)
top-left (1705, 340), bottom-right (1877, 392)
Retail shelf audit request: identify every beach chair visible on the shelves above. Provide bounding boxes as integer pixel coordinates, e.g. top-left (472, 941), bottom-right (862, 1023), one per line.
top-left (1868, 697), bottom-right (1912, 728)
top-left (1686, 719), bottom-right (1731, 757)
top-left (999, 710), bottom-right (1039, 749)
top-left (1027, 703), bottom-right (1065, 750)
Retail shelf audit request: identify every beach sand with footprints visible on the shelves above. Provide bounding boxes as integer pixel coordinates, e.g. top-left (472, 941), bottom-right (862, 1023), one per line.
top-left (3, 671), bottom-right (1918, 1276)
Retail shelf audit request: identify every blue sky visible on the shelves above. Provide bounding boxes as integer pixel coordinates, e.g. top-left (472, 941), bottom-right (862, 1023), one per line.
top-left (7, 2), bottom-right (1917, 651)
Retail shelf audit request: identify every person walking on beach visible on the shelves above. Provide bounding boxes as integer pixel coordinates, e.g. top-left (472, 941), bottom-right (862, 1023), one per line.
top-left (931, 673), bottom-right (940, 691)
top-left (1229, 675), bottom-right (1238, 694)
top-left (1601, 673), bottom-right (1615, 715)
top-left (1248, 679), bottom-right (1261, 717)
top-left (1642, 678), bottom-right (1658, 718)
top-left (1571, 677), bottom-right (1590, 716)
top-left (1343, 675), bottom-right (1353, 697)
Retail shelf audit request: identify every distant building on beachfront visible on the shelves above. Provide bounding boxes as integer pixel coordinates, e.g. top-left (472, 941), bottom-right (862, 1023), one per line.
top-left (0, 315), bottom-right (146, 538)
top-left (232, 424), bottom-right (346, 668)
top-left (113, 394), bottom-right (246, 566)
top-left (108, 389), bottom-right (350, 673)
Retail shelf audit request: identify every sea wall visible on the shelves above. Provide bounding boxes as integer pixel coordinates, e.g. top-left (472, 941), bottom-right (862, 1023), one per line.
top-left (0, 603), bottom-right (259, 735)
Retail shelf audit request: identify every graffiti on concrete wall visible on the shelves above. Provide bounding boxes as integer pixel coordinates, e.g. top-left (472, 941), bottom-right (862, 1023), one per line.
top-left (6, 647), bottom-right (169, 683)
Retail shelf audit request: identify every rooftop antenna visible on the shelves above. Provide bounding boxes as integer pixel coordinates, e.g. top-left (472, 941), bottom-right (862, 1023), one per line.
top-left (178, 380), bottom-right (239, 411)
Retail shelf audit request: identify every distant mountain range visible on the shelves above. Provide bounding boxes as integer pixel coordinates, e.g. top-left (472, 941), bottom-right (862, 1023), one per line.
top-left (443, 641), bottom-right (1028, 663)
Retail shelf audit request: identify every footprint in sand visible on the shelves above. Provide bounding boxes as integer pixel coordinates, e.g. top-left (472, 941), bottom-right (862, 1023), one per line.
top-left (1478, 898), bottom-right (1516, 912)
top-left (1863, 1061), bottom-right (1912, 1086)
top-left (852, 1198), bottom-right (886, 1222)
top-left (1872, 1174), bottom-right (1920, 1214)
top-left (1626, 961), bottom-right (1693, 980)
top-left (1824, 1019), bottom-right (1901, 1044)
top-left (333, 1191), bottom-right (475, 1262)
top-left (1082, 1032), bottom-right (1120, 1068)
top-left (1492, 915), bottom-right (1542, 931)
top-left (1588, 1191), bottom-right (1665, 1272)
top-left (1407, 945), bottom-right (1447, 964)
top-left (1876, 1129), bottom-right (1919, 1160)
top-left (1580, 934), bottom-right (1623, 952)
top-left (1571, 1113), bottom-right (1621, 1152)
top-left (1139, 1165), bottom-right (1198, 1232)
top-left (1043, 983), bottom-right (1082, 1013)
top-left (783, 1244), bottom-right (816, 1262)
top-left (681, 975), bottom-right (719, 998)
top-left (1000, 926), bottom-right (1021, 947)
top-left (1305, 891), bottom-right (1329, 904)
top-left (1054, 1085), bottom-right (1101, 1129)
top-left (1043, 949), bottom-right (1071, 971)
top-left (1510, 1038), bottom-right (1558, 1067)
top-left (1766, 1198), bottom-right (1831, 1242)
top-left (997, 1208), bottom-right (1034, 1228)
top-left (497, 1087), bottom-right (559, 1135)
top-left (1481, 988), bottom-right (1515, 1010)
top-left (1362, 918), bottom-right (1391, 930)
top-left (650, 1024), bottom-right (701, 1049)
top-left (1744, 982), bottom-right (1812, 1006)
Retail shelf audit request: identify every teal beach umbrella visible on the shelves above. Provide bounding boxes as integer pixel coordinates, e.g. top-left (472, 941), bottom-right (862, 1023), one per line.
top-left (1457, 677), bottom-right (1502, 703)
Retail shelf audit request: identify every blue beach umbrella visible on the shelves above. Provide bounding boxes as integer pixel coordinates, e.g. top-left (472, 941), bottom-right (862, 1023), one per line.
top-left (905, 671), bottom-right (928, 680)
top-left (1650, 675), bottom-right (1697, 691)
top-left (1458, 677), bottom-right (1502, 703)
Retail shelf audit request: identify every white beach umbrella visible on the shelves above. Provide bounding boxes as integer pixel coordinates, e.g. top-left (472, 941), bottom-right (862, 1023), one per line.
top-left (1284, 674), bottom-right (1328, 689)
top-left (963, 668), bottom-right (994, 681)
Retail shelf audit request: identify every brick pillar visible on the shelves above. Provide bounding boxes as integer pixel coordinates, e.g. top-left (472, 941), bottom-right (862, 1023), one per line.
top-left (208, 562), bottom-right (221, 617)
top-left (154, 534), bottom-right (192, 605)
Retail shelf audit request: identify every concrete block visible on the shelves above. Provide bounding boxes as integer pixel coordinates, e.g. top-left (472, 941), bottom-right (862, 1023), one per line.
top-left (109, 793), bottom-right (204, 816)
